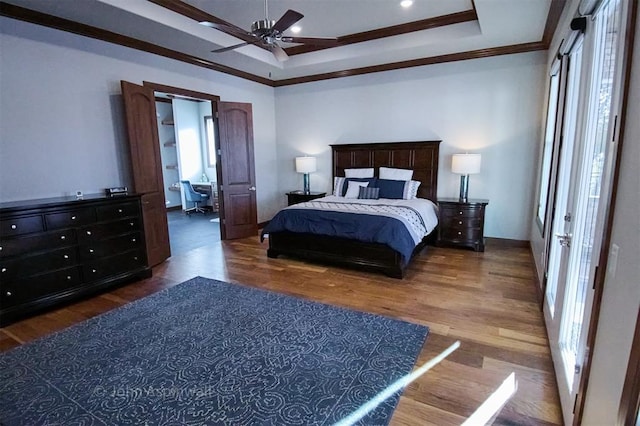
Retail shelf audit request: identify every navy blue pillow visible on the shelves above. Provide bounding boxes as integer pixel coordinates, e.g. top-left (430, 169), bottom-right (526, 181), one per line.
top-left (375, 178), bottom-right (406, 199)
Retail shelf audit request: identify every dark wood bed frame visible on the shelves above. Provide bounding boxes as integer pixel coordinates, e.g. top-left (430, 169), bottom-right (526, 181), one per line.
top-left (267, 141), bottom-right (441, 278)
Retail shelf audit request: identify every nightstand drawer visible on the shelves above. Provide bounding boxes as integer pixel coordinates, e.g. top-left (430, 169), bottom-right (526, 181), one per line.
top-left (441, 227), bottom-right (482, 242)
top-left (441, 216), bottom-right (482, 229)
top-left (439, 205), bottom-right (483, 219)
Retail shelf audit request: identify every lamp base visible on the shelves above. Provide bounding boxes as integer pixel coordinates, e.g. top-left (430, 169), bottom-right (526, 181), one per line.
top-left (459, 175), bottom-right (469, 202)
top-left (303, 173), bottom-right (310, 194)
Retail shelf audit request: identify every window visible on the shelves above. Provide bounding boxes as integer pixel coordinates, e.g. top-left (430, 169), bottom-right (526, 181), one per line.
top-left (204, 115), bottom-right (216, 167)
top-left (536, 60), bottom-right (562, 231)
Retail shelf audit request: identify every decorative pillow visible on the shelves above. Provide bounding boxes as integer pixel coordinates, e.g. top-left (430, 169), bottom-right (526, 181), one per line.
top-left (379, 167), bottom-right (413, 181)
top-left (376, 179), bottom-right (421, 199)
top-left (345, 181), bottom-right (369, 198)
top-left (345, 168), bottom-right (374, 178)
top-left (358, 186), bottom-right (380, 200)
top-left (333, 177), bottom-right (377, 197)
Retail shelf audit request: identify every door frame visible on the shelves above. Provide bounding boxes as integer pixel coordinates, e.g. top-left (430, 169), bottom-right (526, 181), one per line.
top-left (142, 82), bottom-right (226, 238)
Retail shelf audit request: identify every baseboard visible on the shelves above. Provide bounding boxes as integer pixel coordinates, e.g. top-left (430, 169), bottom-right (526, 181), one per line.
top-left (484, 237), bottom-right (529, 248)
top-left (165, 206), bottom-right (181, 212)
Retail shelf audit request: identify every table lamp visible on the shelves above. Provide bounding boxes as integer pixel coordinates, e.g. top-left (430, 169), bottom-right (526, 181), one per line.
top-left (452, 153), bottom-right (481, 202)
top-left (295, 156), bottom-right (317, 194)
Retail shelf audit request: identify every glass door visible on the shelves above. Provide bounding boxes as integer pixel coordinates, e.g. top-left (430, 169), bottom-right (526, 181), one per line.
top-left (544, 0), bottom-right (624, 422)
top-left (544, 37), bottom-right (585, 423)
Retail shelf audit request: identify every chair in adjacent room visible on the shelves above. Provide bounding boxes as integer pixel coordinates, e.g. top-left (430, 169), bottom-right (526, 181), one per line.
top-left (180, 180), bottom-right (210, 215)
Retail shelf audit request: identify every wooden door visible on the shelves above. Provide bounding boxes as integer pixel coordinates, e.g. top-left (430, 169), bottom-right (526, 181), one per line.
top-left (121, 81), bottom-right (171, 266)
top-left (216, 102), bottom-right (257, 240)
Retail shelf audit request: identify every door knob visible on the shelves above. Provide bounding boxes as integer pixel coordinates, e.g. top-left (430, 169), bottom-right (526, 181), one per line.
top-left (555, 232), bottom-right (572, 247)
top-left (248, 186), bottom-right (256, 191)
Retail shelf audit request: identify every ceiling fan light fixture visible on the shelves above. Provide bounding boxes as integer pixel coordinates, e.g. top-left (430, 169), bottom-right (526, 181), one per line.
top-left (400, 0), bottom-right (414, 8)
top-left (291, 25), bottom-right (301, 34)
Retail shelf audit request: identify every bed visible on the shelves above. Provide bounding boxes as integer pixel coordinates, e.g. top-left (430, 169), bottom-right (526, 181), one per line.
top-left (263, 141), bottom-right (441, 278)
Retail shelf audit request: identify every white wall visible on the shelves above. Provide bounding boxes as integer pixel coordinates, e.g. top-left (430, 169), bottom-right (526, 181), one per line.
top-left (0, 16), bottom-right (279, 222)
top-left (582, 4), bottom-right (640, 423)
top-left (173, 98), bottom-right (204, 184)
top-left (274, 52), bottom-right (547, 240)
top-left (198, 101), bottom-right (216, 183)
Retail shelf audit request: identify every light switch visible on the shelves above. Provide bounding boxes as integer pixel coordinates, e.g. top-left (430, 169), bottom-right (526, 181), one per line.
top-left (607, 243), bottom-right (619, 279)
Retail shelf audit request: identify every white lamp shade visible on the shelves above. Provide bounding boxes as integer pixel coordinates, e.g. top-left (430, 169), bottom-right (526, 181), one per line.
top-left (452, 154), bottom-right (481, 175)
top-left (295, 156), bottom-right (317, 173)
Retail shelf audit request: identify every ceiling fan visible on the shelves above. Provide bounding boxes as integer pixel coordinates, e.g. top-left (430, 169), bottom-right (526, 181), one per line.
top-left (201, 0), bottom-right (338, 62)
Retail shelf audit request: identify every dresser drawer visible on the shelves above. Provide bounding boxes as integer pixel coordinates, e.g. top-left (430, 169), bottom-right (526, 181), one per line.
top-left (0, 230), bottom-right (76, 258)
top-left (0, 247), bottom-right (78, 280)
top-left (1, 266), bottom-right (82, 308)
top-left (78, 218), bottom-right (141, 244)
top-left (0, 215), bottom-right (44, 237)
top-left (79, 232), bottom-right (142, 260)
top-left (96, 201), bottom-right (140, 222)
top-left (45, 208), bottom-right (96, 230)
top-left (83, 250), bottom-right (145, 282)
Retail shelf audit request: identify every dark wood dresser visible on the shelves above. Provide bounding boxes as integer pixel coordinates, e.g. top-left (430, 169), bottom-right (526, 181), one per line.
top-left (437, 198), bottom-right (489, 252)
top-left (0, 194), bottom-right (152, 325)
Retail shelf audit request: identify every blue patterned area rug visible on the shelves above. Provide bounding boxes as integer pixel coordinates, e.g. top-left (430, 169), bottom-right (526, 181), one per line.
top-left (0, 277), bottom-right (429, 425)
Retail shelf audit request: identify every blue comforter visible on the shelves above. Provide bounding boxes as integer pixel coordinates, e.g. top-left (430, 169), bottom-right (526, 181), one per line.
top-left (261, 205), bottom-right (424, 266)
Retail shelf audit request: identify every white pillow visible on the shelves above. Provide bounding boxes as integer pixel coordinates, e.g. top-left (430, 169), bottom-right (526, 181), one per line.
top-left (379, 167), bottom-right (413, 181)
top-left (344, 181), bottom-right (369, 198)
top-left (345, 168), bottom-right (374, 178)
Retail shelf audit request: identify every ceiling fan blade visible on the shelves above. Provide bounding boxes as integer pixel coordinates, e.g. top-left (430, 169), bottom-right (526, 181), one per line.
top-left (272, 9), bottom-right (303, 32)
top-left (280, 36), bottom-right (339, 46)
top-left (270, 44), bottom-right (289, 62)
top-left (211, 41), bottom-right (252, 53)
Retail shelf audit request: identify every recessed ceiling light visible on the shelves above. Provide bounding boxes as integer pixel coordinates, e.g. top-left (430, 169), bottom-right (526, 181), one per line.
top-left (291, 25), bottom-right (301, 33)
top-left (400, 0), bottom-right (413, 8)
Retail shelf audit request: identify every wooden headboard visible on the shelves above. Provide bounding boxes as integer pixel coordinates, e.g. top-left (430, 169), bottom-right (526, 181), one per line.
top-left (331, 141), bottom-right (441, 202)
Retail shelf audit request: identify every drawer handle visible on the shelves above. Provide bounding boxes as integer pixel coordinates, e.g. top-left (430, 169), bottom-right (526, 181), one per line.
top-left (89, 249), bottom-right (94, 253)
top-left (1, 268), bottom-right (6, 273)
top-left (71, 216), bottom-right (76, 220)
top-left (60, 235), bottom-right (66, 240)
top-left (118, 209), bottom-right (123, 213)
top-left (5, 291), bottom-right (11, 297)
top-left (134, 256), bottom-right (138, 261)
top-left (459, 221), bottom-right (463, 225)
top-left (86, 231), bottom-right (92, 235)
top-left (459, 211), bottom-right (463, 215)
top-left (458, 231), bottom-right (462, 235)
top-left (11, 224), bottom-right (17, 230)
top-left (131, 238), bottom-right (136, 242)
top-left (92, 269), bottom-right (97, 273)
top-left (66, 275), bottom-right (72, 280)
top-left (63, 254), bottom-right (69, 259)
top-left (130, 222), bottom-right (134, 226)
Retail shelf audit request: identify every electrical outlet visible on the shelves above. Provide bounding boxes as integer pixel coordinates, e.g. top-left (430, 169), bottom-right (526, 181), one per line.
top-left (607, 243), bottom-right (620, 279)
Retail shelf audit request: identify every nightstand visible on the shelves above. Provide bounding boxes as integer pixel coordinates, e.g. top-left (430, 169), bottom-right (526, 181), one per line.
top-left (287, 191), bottom-right (327, 206)
top-left (437, 198), bottom-right (489, 252)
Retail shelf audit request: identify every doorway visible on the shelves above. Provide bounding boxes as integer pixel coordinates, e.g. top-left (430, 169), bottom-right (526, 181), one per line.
top-left (121, 80), bottom-right (258, 266)
top-left (153, 93), bottom-right (221, 255)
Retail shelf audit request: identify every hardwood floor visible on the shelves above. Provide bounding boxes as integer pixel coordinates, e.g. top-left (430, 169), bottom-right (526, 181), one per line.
top-left (0, 237), bottom-right (563, 425)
